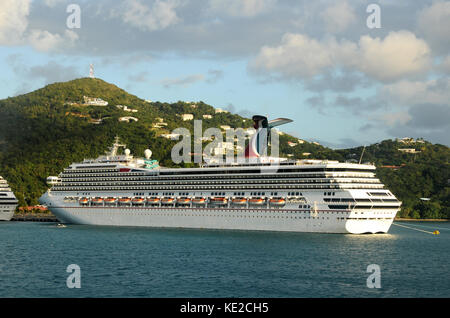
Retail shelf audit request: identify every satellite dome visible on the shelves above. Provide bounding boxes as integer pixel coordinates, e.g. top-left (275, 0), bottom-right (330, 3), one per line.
top-left (144, 149), bottom-right (152, 159)
top-left (124, 149), bottom-right (131, 156)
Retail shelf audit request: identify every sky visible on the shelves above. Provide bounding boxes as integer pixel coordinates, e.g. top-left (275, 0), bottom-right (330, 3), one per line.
top-left (0, 0), bottom-right (449, 148)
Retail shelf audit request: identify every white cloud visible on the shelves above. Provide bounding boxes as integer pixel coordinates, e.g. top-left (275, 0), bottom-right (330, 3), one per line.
top-left (28, 30), bottom-right (79, 52)
top-left (418, 1), bottom-right (450, 54)
top-left (121, 0), bottom-right (181, 31)
top-left (380, 78), bottom-right (450, 106)
top-left (358, 31), bottom-right (431, 82)
top-left (250, 31), bottom-right (431, 82)
top-left (208, 0), bottom-right (276, 18)
top-left (0, 0), bottom-right (30, 45)
top-left (249, 33), bottom-right (334, 78)
top-left (320, 1), bottom-right (356, 33)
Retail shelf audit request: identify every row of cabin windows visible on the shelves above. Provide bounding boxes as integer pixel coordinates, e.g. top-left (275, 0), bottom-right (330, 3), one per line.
top-left (212, 192), bottom-right (226, 196)
top-left (250, 192), bottom-right (266, 196)
top-left (288, 192), bottom-right (302, 196)
top-left (324, 192), bottom-right (335, 196)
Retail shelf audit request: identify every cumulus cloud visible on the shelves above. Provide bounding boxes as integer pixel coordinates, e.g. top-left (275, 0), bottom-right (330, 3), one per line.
top-left (320, 1), bottom-right (356, 33)
top-left (208, 0), bottom-right (276, 18)
top-left (418, 1), bottom-right (450, 54)
top-left (120, 0), bottom-right (181, 31)
top-left (249, 33), bottom-right (334, 78)
top-left (380, 77), bottom-right (450, 106)
top-left (0, 0), bottom-right (30, 45)
top-left (27, 29), bottom-right (79, 52)
top-left (250, 31), bottom-right (432, 83)
top-left (357, 31), bottom-right (431, 82)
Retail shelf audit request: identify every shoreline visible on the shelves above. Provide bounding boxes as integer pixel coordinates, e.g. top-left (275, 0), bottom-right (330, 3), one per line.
top-left (395, 218), bottom-right (449, 222)
top-left (12, 212), bottom-right (59, 222)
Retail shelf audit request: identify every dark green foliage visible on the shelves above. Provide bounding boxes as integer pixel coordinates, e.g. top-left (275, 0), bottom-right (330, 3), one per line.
top-left (0, 78), bottom-right (448, 218)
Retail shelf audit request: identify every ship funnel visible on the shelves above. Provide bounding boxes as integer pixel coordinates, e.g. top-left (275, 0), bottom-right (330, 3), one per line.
top-left (245, 115), bottom-right (293, 158)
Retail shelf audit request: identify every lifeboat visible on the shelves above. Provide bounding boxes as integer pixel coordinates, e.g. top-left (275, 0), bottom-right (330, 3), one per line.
top-left (231, 197), bottom-right (247, 205)
top-left (176, 197), bottom-right (191, 204)
top-left (209, 197), bottom-right (228, 205)
top-left (269, 198), bottom-right (286, 207)
top-left (192, 197), bottom-right (206, 205)
top-left (146, 197), bottom-right (160, 205)
top-left (91, 197), bottom-right (104, 205)
top-left (118, 197), bottom-right (132, 205)
top-left (104, 197), bottom-right (117, 205)
top-left (132, 197), bottom-right (145, 205)
top-left (248, 198), bottom-right (265, 205)
top-left (161, 197), bottom-right (175, 204)
top-left (79, 197), bottom-right (89, 205)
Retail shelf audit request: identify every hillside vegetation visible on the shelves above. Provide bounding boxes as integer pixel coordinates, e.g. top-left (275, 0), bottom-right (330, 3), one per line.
top-left (0, 78), bottom-right (448, 219)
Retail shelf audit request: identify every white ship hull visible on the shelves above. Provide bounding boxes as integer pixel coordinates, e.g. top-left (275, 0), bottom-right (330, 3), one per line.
top-left (0, 207), bottom-right (15, 221)
top-left (41, 193), bottom-right (396, 234)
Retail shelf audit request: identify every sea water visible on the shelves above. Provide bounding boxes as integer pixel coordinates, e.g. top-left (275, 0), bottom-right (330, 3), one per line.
top-left (0, 221), bottom-right (448, 297)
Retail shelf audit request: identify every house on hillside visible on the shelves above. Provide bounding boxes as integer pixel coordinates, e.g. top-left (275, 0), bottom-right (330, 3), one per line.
top-left (182, 114), bottom-right (194, 121)
top-left (160, 133), bottom-right (181, 140)
top-left (398, 148), bottom-right (419, 154)
top-left (83, 96), bottom-right (108, 106)
top-left (119, 117), bottom-right (138, 123)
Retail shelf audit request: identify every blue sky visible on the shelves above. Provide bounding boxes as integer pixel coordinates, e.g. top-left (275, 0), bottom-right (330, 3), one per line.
top-left (1, 0), bottom-right (449, 148)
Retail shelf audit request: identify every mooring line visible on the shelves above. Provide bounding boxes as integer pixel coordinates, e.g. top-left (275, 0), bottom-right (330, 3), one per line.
top-left (398, 222), bottom-right (450, 232)
top-left (392, 222), bottom-right (440, 235)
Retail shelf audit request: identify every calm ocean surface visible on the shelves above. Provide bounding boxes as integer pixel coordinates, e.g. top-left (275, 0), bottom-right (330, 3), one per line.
top-left (0, 221), bottom-right (449, 298)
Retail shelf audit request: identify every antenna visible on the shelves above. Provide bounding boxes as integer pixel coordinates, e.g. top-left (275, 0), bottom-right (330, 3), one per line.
top-left (89, 64), bottom-right (95, 78)
top-left (359, 145), bottom-right (366, 164)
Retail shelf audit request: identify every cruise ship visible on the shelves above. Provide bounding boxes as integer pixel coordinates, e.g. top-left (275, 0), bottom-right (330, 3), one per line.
top-left (39, 115), bottom-right (401, 234)
top-left (0, 176), bottom-right (18, 221)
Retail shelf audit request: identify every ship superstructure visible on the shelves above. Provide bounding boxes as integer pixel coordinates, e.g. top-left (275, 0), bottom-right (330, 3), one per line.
top-left (0, 176), bottom-right (18, 221)
top-left (39, 116), bottom-right (401, 233)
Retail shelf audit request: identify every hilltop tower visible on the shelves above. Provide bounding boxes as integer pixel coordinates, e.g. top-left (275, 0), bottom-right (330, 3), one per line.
top-left (89, 64), bottom-right (95, 78)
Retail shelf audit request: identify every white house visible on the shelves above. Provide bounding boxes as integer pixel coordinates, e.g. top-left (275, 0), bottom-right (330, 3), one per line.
top-left (203, 114), bottom-right (213, 119)
top-left (398, 148), bottom-right (419, 153)
top-left (119, 117), bottom-right (138, 122)
top-left (181, 114), bottom-right (194, 121)
top-left (215, 108), bottom-right (228, 114)
top-left (160, 133), bottom-right (181, 140)
top-left (83, 96), bottom-right (108, 106)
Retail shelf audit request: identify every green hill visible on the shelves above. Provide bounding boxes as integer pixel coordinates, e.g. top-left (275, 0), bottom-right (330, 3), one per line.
top-left (0, 78), bottom-right (448, 219)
